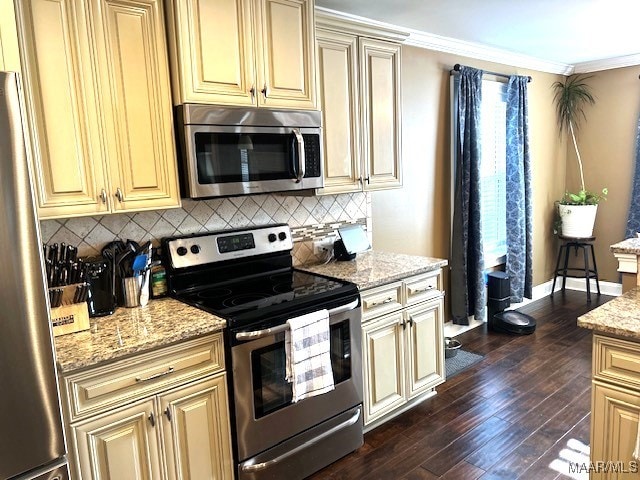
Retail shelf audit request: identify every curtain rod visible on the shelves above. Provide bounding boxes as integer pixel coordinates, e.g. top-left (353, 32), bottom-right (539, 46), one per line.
top-left (450, 63), bottom-right (532, 83)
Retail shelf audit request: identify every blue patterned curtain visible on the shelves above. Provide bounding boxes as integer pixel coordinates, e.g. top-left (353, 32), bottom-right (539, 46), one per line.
top-left (451, 66), bottom-right (485, 324)
top-left (625, 110), bottom-right (640, 238)
top-left (505, 76), bottom-right (533, 302)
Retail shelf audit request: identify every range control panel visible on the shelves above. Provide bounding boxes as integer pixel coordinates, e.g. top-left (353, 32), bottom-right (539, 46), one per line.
top-left (166, 224), bottom-right (293, 269)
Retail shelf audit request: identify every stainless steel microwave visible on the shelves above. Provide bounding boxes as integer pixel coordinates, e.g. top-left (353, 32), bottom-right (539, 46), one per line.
top-left (175, 105), bottom-right (324, 198)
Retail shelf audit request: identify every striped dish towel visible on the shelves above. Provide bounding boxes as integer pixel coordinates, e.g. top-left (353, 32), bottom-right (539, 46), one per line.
top-left (285, 309), bottom-right (334, 402)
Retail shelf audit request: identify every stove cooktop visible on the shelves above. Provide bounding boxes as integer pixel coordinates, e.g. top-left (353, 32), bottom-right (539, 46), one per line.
top-left (173, 268), bottom-right (358, 328)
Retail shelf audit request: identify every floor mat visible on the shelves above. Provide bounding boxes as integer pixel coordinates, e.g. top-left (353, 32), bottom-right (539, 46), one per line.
top-left (445, 349), bottom-right (484, 379)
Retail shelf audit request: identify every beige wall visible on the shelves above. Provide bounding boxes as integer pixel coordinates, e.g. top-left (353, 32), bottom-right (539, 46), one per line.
top-left (371, 46), bottom-right (567, 288)
top-left (566, 66), bottom-right (640, 282)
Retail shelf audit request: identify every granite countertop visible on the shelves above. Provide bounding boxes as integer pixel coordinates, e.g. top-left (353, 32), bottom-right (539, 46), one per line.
top-left (611, 238), bottom-right (640, 254)
top-left (578, 288), bottom-right (640, 340)
top-left (300, 250), bottom-right (448, 290)
top-left (54, 297), bottom-right (226, 373)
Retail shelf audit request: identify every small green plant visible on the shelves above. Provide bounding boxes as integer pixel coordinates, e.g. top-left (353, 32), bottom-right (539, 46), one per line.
top-left (559, 187), bottom-right (608, 205)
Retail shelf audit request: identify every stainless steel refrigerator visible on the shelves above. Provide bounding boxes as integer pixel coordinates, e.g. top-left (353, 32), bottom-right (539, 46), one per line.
top-left (0, 72), bottom-right (69, 479)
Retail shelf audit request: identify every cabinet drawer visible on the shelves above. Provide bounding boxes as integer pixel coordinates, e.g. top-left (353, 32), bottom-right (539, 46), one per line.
top-left (61, 333), bottom-right (224, 422)
top-left (361, 282), bottom-right (403, 321)
top-left (593, 334), bottom-right (640, 391)
top-left (403, 271), bottom-right (442, 306)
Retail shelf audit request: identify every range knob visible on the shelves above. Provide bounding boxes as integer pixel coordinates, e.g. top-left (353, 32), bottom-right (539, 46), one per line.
top-left (176, 246), bottom-right (188, 256)
top-left (278, 232), bottom-right (287, 241)
top-left (190, 245), bottom-right (201, 254)
top-left (268, 233), bottom-right (277, 243)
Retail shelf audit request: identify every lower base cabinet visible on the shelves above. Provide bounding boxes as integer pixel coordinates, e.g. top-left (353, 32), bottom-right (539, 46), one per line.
top-left (361, 271), bottom-right (445, 428)
top-left (590, 334), bottom-right (640, 479)
top-left (61, 333), bottom-right (234, 480)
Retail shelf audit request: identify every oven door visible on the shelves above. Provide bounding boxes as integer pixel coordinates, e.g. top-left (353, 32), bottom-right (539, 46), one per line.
top-left (231, 298), bottom-right (362, 463)
top-left (182, 125), bottom-right (323, 198)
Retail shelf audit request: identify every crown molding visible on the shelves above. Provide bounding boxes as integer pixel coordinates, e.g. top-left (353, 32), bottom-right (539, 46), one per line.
top-left (314, 7), bottom-right (573, 76)
top-left (405, 30), bottom-right (574, 76)
top-left (573, 53), bottom-right (640, 74)
top-left (315, 7), bottom-right (409, 42)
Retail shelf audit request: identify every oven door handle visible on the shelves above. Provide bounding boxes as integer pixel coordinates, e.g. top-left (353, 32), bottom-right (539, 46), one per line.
top-left (239, 406), bottom-right (361, 473)
top-left (234, 298), bottom-right (359, 341)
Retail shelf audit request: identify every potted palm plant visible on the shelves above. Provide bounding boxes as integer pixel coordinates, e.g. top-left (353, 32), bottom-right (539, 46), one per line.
top-left (552, 74), bottom-right (607, 237)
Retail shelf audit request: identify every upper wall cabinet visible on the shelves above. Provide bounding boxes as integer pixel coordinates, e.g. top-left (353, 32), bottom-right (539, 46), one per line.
top-left (0, 0), bottom-right (21, 72)
top-left (166, 0), bottom-right (317, 109)
top-left (16, 0), bottom-right (180, 219)
top-left (316, 22), bottom-right (402, 194)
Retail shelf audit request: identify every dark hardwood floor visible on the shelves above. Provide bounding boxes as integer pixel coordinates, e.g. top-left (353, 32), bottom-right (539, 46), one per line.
top-left (309, 290), bottom-right (613, 480)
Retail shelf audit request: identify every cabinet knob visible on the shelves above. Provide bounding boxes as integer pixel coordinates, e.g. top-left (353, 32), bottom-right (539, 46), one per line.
top-left (250, 85), bottom-right (256, 100)
top-left (365, 176), bottom-right (370, 185)
top-left (99, 189), bottom-right (107, 204)
top-left (164, 407), bottom-right (172, 422)
top-left (261, 84), bottom-right (269, 99)
top-left (148, 412), bottom-right (156, 427)
top-left (401, 319), bottom-right (407, 330)
top-left (408, 316), bottom-right (414, 327)
top-left (115, 187), bottom-right (123, 203)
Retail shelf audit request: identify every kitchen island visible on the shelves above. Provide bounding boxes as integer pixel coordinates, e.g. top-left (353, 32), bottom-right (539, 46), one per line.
top-left (578, 288), bottom-right (640, 476)
top-left (611, 237), bottom-right (640, 293)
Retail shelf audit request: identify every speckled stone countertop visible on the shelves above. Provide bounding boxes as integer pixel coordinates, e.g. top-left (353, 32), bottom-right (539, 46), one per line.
top-left (54, 297), bottom-right (226, 373)
top-left (300, 250), bottom-right (448, 290)
top-left (611, 238), bottom-right (640, 254)
top-left (578, 288), bottom-right (640, 340)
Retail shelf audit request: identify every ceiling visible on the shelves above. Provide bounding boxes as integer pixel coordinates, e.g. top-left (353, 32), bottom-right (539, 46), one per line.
top-left (315, 0), bottom-right (640, 69)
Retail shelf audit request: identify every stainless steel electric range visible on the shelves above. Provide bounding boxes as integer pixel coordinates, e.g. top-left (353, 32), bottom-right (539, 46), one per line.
top-left (163, 224), bottom-right (363, 480)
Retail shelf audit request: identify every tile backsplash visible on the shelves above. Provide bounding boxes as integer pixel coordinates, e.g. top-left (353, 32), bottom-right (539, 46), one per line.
top-left (40, 192), bottom-right (372, 265)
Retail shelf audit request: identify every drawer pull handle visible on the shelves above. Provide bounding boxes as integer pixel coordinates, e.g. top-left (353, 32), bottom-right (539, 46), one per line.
top-left (148, 412), bottom-right (156, 427)
top-left (413, 286), bottom-right (434, 293)
top-left (164, 407), bottom-right (172, 422)
top-left (370, 297), bottom-right (394, 307)
top-left (135, 366), bottom-right (175, 383)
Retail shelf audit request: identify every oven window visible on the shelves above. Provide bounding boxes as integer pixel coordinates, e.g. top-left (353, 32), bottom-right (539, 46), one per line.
top-left (252, 321), bottom-right (352, 418)
top-left (195, 132), bottom-right (295, 184)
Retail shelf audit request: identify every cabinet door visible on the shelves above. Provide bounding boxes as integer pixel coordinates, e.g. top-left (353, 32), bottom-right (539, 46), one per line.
top-left (362, 311), bottom-right (406, 425)
top-left (72, 399), bottom-right (162, 480)
top-left (93, 0), bottom-right (179, 213)
top-left (591, 381), bottom-right (640, 479)
top-left (0, 0), bottom-right (21, 71)
top-left (15, 0), bottom-right (109, 218)
top-left (405, 298), bottom-right (445, 398)
top-left (316, 29), bottom-right (361, 194)
top-left (359, 38), bottom-right (402, 191)
top-left (160, 375), bottom-right (234, 480)
top-left (166, 0), bottom-right (256, 106)
top-left (255, 0), bottom-right (316, 109)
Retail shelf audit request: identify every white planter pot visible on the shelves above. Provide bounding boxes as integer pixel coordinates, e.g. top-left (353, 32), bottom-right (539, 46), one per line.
top-left (558, 204), bottom-right (598, 238)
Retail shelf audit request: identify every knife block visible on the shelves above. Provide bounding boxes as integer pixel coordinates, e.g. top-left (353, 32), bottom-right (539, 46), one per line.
top-left (50, 285), bottom-right (90, 337)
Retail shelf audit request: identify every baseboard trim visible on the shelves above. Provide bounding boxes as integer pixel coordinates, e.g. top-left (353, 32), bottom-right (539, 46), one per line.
top-left (445, 278), bottom-right (621, 338)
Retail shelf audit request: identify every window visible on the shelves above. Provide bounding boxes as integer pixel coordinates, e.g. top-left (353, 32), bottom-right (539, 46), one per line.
top-left (480, 80), bottom-right (508, 267)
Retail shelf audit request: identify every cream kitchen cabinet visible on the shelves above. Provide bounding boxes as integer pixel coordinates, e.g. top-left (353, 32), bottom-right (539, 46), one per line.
top-left (0, 0), bottom-right (20, 72)
top-left (15, 0), bottom-right (179, 219)
top-left (165, 0), bottom-right (316, 109)
top-left (316, 28), bottom-right (402, 194)
top-left (590, 334), bottom-right (640, 478)
top-left (361, 271), bottom-right (444, 429)
top-left (60, 333), bottom-right (234, 480)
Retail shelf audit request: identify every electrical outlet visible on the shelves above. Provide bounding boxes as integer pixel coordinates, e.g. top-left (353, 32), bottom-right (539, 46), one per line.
top-left (313, 238), bottom-right (334, 255)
